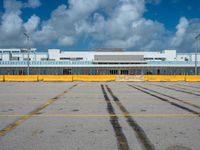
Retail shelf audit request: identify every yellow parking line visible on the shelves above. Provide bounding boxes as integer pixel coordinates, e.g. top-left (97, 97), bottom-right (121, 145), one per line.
top-left (0, 93), bottom-right (51, 95)
top-left (0, 84), bottom-right (77, 137)
top-left (0, 113), bottom-right (199, 117)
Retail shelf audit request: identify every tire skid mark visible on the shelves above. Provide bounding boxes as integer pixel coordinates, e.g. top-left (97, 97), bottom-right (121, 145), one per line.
top-left (128, 84), bottom-right (200, 117)
top-left (149, 84), bottom-right (200, 96)
top-left (170, 84), bottom-right (200, 93)
top-left (135, 84), bottom-right (200, 110)
top-left (100, 85), bottom-right (129, 150)
top-left (175, 83), bottom-right (200, 89)
top-left (0, 84), bottom-right (78, 137)
top-left (105, 85), bottom-right (155, 150)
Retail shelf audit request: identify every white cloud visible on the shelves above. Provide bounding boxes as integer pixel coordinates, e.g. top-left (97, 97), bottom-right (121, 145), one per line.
top-left (0, 0), bottom-right (41, 48)
top-left (58, 36), bottom-right (75, 46)
top-left (0, 1), bottom-right (24, 48)
top-left (171, 18), bottom-right (200, 52)
top-left (1, 13), bottom-right (23, 36)
top-left (25, 0), bottom-right (41, 9)
top-left (24, 15), bottom-right (40, 33)
top-left (3, 0), bottom-right (22, 14)
top-left (72, 0), bottom-right (167, 50)
top-left (171, 17), bottom-right (189, 47)
top-left (32, 24), bottom-right (56, 45)
top-left (0, 0), bottom-right (199, 52)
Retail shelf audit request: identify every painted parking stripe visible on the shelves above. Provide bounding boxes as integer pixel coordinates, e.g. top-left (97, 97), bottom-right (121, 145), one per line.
top-left (0, 84), bottom-right (77, 137)
top-left (0, 114), bottom-right (199, 117)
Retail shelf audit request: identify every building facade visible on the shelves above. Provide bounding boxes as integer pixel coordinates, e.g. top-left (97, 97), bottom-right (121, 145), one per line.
top-left (0, 48), bottom-right (200, 75)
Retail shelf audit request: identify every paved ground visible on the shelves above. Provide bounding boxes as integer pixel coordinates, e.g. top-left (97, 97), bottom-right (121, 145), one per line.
top-left (0, 82), bottom-right (199, 150)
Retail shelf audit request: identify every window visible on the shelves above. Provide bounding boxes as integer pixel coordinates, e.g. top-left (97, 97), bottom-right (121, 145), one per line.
top-left (121, 70), bottom-right (129, 75)
top-left (70, 57), bottom-right (84, 61)
top-left (23, 58), bottom-right (31, 61)
top-left (110, 70), bottom-right (118, 75)
top-left (76, 57), bottom-right (83, 60)
top-left (41, 58), bottom-right (48, 61)
top-left (144, 58), bottom-right (153, 60)
top-left (60, 58), bottom-right (70, 60)
top-left (63, 69), bottom-right (72, 75)
top-left (11, 57), bottom-right (19, 61)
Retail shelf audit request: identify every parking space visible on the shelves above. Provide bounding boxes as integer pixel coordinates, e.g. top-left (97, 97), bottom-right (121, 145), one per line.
top-left (0, 82), bottom-right (199, 150)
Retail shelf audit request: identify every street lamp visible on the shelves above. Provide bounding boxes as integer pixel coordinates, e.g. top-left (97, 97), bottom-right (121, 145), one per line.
top-left (195, 33), bottom-right (200, 75)
top-left (24, 32), bottom-right (30, 75)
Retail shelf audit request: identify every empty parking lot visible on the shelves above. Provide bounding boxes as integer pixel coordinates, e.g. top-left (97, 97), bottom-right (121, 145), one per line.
top-left (0, 82), bottom-right (200, 150)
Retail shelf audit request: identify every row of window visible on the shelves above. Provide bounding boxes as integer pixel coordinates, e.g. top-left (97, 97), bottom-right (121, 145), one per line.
top-left (0, 68), bottom-right (199, 75)
top-left (0, 51), bottom-right (20, 53)
top-left (0, 61), bottom-right (93, 65)
top-left (0, 61), bottom-right (199, 66)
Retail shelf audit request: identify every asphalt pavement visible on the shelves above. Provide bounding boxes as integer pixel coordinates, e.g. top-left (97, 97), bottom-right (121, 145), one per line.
top-left (0, 82), bottom-right (199, 150)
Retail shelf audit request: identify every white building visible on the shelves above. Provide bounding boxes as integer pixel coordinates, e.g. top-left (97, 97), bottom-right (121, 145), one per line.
top-left (0, 48), bottom-right (199, 75)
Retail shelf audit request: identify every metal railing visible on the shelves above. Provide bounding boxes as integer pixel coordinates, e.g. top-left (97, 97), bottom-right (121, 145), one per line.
top-left (147, 61), bottom-right (200, 65)
top-left (0, 60), bottom-right (200, 66)
top-left (0, 61), bottom-right (93, 66)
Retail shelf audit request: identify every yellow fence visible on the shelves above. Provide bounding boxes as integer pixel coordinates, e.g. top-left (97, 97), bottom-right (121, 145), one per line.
top-left (4, 75), bottom-right (38, 82)
top-left (0, 75), bottom-right (4, 81)
top-left (116, 75), bottom-right (144, 81)
top-left (144, 75), bottom-right (186, 82)
top-left (38, 75), bottom-right (73, 82)
top-left (1, 75), bottom-right (200, 82)
top-left (73, 75), bottom-right (116, 82)
top-left (185, 76), bottom-right (200, 82)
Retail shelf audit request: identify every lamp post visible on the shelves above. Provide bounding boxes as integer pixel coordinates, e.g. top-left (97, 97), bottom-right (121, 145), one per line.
top-left (24, 32), bottom-right (30, 75)
top-left (195, 33), bottom-right (200, 75)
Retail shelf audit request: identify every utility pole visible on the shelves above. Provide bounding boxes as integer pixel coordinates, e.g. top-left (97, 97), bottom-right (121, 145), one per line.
top-left (24, 33), bottom-right (30, 75)
top-left (195, 33), bottom-right (200, 75)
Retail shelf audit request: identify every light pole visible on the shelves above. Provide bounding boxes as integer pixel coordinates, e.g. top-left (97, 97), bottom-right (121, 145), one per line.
top-left (24, 32), bottom-right (30, 75)
top-left (195, 33), bottom-right (200, 75)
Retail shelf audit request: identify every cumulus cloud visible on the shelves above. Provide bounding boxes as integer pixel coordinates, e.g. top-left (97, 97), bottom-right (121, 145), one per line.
top-left (0, 0), bottom-right (41, 48)
top-left (171, 17), bottom-right (189, 47)
top-left (24, 15), bottom-right (40, 33)
top-left (58, 36), bottom-right (75, 46)
top-left (0, 12), bottom-right (24, 47)
top-left (32, 24), bottom-right (56, 45)
top-left (171, 18), bottom-right (200, 52)
top-left (24, 0), bottom-right (41, 8)
top-left (36, 0), bottom-right (170, 50)
top-left (0, 0), bottom-right (199, 52)
top-left (70, 0), bottom-right (167, 50)
top-left (3, 0), bottom-right (22, 14)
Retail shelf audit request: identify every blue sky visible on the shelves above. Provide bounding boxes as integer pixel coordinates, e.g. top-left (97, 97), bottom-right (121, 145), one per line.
top-left (145, 0), bottom-right (200, 30)
top-left (0, 0), bottom-right (200, 52)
